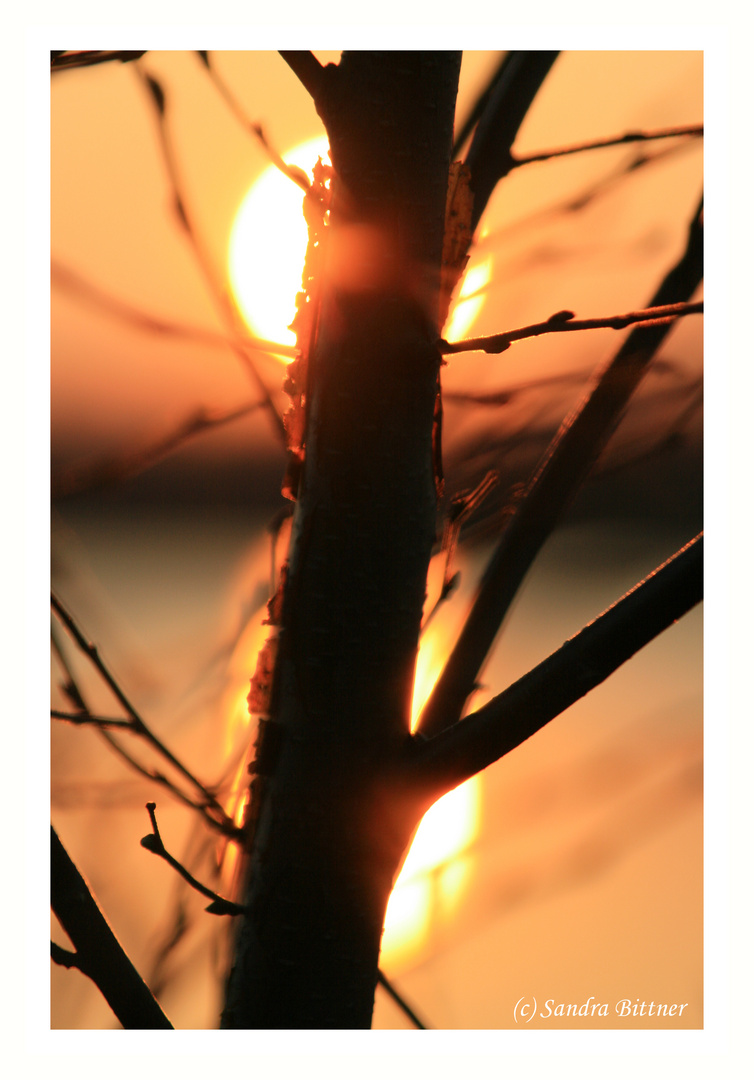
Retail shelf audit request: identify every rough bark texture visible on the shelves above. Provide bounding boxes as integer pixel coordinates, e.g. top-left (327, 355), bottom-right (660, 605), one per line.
top-left (221, 52), bottom-right (462, 1029)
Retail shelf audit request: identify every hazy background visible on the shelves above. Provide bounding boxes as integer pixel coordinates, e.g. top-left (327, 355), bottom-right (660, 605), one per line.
top-left (50, 50), bottom-right (703, 1029)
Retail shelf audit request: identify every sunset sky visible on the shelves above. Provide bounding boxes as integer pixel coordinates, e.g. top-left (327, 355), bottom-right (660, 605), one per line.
top-left (50, 50), bottom-right (703, 1031)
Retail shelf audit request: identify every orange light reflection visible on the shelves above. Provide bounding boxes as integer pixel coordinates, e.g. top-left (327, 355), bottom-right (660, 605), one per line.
top-left (384, 597), bottom-right (481, 966)
top-left (444, 255), bottom-right (492, 342)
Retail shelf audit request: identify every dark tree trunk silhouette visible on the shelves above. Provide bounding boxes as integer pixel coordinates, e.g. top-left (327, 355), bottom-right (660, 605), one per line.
top-left (222, 50), bottom-right (463, 1031)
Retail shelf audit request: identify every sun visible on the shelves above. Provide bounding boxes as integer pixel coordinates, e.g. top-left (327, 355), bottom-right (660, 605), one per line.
top-left (229, 134), bottom-right (490, 355)
top-left (228, 135), bottom-right (330, 353)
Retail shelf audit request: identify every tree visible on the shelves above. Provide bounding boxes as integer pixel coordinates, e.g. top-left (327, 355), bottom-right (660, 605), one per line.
top-left (50, 49), bottom-right (703, 1030)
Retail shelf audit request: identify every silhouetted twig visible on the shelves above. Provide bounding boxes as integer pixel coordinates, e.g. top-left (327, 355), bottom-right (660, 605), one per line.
top-left (51, 51), bottom-right (147, 72)
top-left (51, 258), bottom-right (296, 358)
top-left (52, 708), bottom-right (134, 730)
top-left (135, 63), bottom-right (287, 444)
top-left (141, 803), bottom-right (246, 916)
top-left (421, 470), bottom-right (499, 636)
top-left (51, 592), bottom-right (241, 838)
top-left (512, 124), bottom-right (703, 168)
top-left (440, 301), bottom-right (703, 356)
top-left (52, 399), bottom-right (265, 499)
top-left (376, 970), bottom-right (430, 1030)
top-left (198, 52), bottom-right (317, 196)
top-left (465, 52), bottom-right (560, 231)
top-left (477, 138), bottom-right (700, 258)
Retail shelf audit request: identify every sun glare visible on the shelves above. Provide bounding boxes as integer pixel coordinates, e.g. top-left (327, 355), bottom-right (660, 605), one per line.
top-left (228, 135), bottom-right (330, 354)
top-left (230, 135), bottom-right (489, 356)
top-left (382, 616), bottom-right (481, 965)
top-left (382, 780), bottom-right (480, 965)
top-left (444, 255), bottom-right (492, 342)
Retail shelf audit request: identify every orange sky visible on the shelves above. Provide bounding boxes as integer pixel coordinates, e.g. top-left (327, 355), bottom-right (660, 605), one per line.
top-left (51, 51), bottom-right (702, 474)
top-left (50, 51), bottom-right (704, 1032)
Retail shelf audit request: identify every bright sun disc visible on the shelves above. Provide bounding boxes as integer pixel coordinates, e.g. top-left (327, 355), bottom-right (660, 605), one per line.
top-left (229, 135), bottom-right (330, 352)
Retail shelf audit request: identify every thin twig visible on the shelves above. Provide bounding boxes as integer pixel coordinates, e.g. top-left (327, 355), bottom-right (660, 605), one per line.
top-left (512, 124), bottom-right (703, 168)
top-left (376, 969), bottom-right (430, 1030)
top-left (51, 51), bottom-right (147, 72)
top-left (135, 63), bottom-right (287, 444)
top-left (51, 825), bottom-right (173, 1029)
top-left (440, 301), bottom-right (703, 356)
top-left (248, 123), bottom-right (318, 196)
top-left (423, 471), bottom-right (499, 635)
top-left (52, 592), bottom-right (156, 731)
top-left (414, 534), bottom-right (703, 794)
top-left (445, 367), bottom-right (594, 409)
top-left (102, 729), bottom-right (238, 827)
top-left (51, 592), bottom-right (240, 837)
top-left (51, 258), bottom-right (297, 358)
top-left (197, 53), bottom-right (316, 196)
top-left (476, 138), bottom-right (700, 258)
top-left (52, 399), bottom-right (265, 499)
top-left (51, 623), bottom-right (89, 711)
top-left (52, 708), bottom-right (134, 730)
top-left (53, 626), bottom-right (239, 827)
top-left (141, 803), bottom-right (246, 916)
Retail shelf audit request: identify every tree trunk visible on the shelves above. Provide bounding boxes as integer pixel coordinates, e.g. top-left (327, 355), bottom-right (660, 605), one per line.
top-left (221, 52), bottom-right (462, 1029)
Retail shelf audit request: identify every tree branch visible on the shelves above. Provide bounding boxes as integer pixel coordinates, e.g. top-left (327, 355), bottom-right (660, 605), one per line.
top-left (413, 534), bottom-right (702, 796)
top-left (511, 124), bottom-right (703, 168)
top-left (51, 940), bottom-right (79, 968)
top-left (52, 708), bottom-right (134, 729)
top-left (376, 970), bottom-right (430, 1029)
top-left (440, 301), bottom-right (703, 355)
top-left (452, 52), bottom-right (508, 158)
top-left (51, 258), bottom-right (297, 358)
top-left (53, 624), bottom-right (241, 832)
top-left (417, 195), bottom-right (703, 738)
top-left (278, 51), bottom-right (328, 102)
top-left (51, 826), bottom-right (173, 1029)
top-left (51, 592), bottom-right (240, 838)
top-left (52, 399), bottom-right (265, 499)
top-left (135, 63), bottom-right (287, 444)
top-left (197, 53), bottom-right (315, 195)
top-left (477, 137), bottom-right (700, 260)
top-left (140, 803), bottom-right (246, 916)
top-left (51, 51), bottom-right (147, 72)
top-left (465, 51), bottom-right (560, 231)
